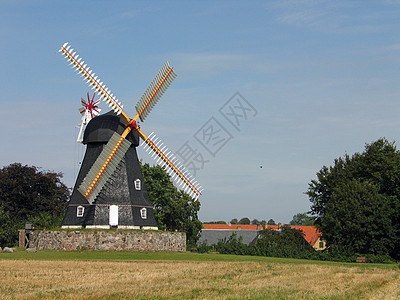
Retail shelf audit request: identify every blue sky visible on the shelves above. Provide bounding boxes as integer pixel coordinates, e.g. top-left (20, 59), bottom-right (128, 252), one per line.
top-left (1, 1), bottom-right (400, 223)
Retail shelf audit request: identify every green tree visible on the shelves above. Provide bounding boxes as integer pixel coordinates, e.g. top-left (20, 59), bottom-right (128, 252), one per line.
top-left (307, 139), bottom-right (400, 259)
top-left (27, 211), bottom-right (65, 229)
top-left (238, 217), bottom-right (251, 225)
top-left (230, 218), bottom-right (238, 224)
top-left (267, 219), bottom-right (276, 225)
top-left (251, 219), bottom-right (267, 225)
top-left (203, 221), bottom-right (227, 224)
top-left (0, 163), bottom-right (69, 229)
top-left (141, 162), bottom-right (202, 249)
top-left (0, 206), bottom-right (17, 247)
top-left (289, 213), bottom-right (315, 226)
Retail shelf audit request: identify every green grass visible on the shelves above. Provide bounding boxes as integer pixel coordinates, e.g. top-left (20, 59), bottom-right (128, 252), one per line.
top-left (1, 249), bottom-right (398, 270)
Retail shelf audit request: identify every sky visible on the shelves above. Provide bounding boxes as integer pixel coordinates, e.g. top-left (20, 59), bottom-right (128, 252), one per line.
top-left (1, 1), bottom-right (400, 224)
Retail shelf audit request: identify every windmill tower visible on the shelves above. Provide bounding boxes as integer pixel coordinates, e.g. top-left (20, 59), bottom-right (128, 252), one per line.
top-left (59, 43), bottom-right (202, 229)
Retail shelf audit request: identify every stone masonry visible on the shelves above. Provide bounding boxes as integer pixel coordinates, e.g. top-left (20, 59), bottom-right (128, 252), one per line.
top-left (29, 230), bottom-right (186, 252)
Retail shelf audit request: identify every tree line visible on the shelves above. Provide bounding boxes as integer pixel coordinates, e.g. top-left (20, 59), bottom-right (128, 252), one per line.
top-left (205, 213), bottom-right (315, 226)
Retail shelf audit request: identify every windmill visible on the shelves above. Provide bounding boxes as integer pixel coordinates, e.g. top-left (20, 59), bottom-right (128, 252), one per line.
top-left (59, 42), bottom-right (202, 229)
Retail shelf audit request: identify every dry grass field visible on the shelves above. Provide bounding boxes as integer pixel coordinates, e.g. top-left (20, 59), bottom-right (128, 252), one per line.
top-left (0, 253), bottom-right (399, 299)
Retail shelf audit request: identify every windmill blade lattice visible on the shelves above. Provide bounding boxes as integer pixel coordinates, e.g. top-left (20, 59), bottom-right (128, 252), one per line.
top-left (78, 132), bottom-right (132, 204)
top-left (141, 132), bottom-right (202, 200)
top-left (135, 62), bottom-right (177, 122)
top-left (59, 43), bottom-right (127, 121)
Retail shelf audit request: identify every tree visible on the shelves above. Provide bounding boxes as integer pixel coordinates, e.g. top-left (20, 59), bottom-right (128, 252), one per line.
top-left (289, 213), bottom-right (315, 226)
top-left (0, 206), bottom-right (17, 247)
top-left (267, 219), bottom-right (276, 225)
top-left (307, 139), bottom-right (400, 259)
top-left (238, 217), bottom-right (250, 225)
top-left (27, 211), bottom-right (65, 229)
top-left (203, 221), bottom-right (227, 224)
top-left (251, 219), bottom-right (267, 225)
top-left (230, 218), bottom-right (238, 224)
top-left (141, 162), bottom-right (202, 249)
top-left (0, 163), bottom-right (69, 228)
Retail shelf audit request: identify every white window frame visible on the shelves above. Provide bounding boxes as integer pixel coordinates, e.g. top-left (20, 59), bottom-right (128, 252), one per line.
top-left (77, 206), bottom-right (85, 217)
top-left (134, 179), bottom-right (141, 190)
top-left (140, 208), bottom-right (147, 219)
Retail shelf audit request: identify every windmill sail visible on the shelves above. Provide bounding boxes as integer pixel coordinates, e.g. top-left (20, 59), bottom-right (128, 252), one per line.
top-left (141, 132), bottom-right (202, 200)
top-left (78, 132), bottom-right (132, 204)
top-left (59, 43), bottom-right (129, 123)
top-left (135, 62), bottom-right (177, 122)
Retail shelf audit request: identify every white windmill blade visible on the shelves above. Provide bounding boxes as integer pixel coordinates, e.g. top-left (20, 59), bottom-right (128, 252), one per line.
top-left (59, 43), bottom-right (126, 119)
top-left (140, 132), bottom-right (202, 200)
top-left (135, 62), bottom-right (177, 122)
top-left (78, 132), bottom-right (132, 204)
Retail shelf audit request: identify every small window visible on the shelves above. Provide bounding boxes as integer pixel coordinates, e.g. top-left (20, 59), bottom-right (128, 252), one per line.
top-left (319, 241), bottom-right (324, 248)
top-left (140, 208), bottom-right (147, 219)
top-left (77, 206), bottom-right (85, 217)
top-left (134, 179), bottom-right (141, 190)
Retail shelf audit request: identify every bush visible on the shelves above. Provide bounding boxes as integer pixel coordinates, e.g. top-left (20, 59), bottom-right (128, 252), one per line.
top-left (214, 233), bottom-right (252, 255)
top-left (27, 211), bottom-right (64, 230)
top-left (0, 206), bottom-right (18, 247)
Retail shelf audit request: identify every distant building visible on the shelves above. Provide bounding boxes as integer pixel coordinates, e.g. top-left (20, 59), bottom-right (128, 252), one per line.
top-left (199, 223), bottom-right (326, 250)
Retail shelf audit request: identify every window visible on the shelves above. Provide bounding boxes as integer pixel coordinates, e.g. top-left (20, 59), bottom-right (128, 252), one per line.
top-left (134, 179), bottom-right (141, 190)
top-left (77, 206), bottom-right (84, 217)
top-left (140, 208), bottom-right (147, 219)
top-left (319, 241), bottom-right (324, 248)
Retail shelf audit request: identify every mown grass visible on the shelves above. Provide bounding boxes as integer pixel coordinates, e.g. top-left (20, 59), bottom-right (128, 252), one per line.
top-left (1, 250), bottom-right (399, 299)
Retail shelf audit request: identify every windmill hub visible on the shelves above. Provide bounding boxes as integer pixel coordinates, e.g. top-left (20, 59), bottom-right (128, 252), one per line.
top-left (127, 119), bottom-right (140, 130)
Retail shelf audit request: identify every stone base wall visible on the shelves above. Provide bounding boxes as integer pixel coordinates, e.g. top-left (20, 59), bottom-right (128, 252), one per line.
top-left (29, 230), bottom-right (186, 252)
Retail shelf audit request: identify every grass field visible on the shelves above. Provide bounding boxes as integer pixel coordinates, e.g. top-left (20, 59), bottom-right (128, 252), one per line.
top-left (0, 250), bottom-right (399, 299)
